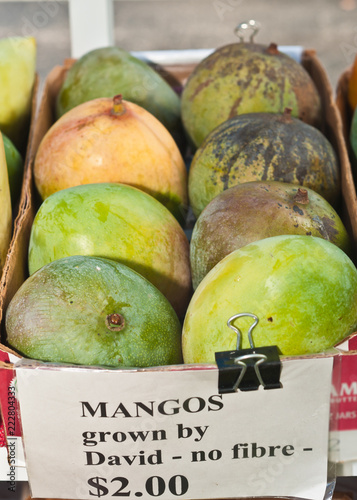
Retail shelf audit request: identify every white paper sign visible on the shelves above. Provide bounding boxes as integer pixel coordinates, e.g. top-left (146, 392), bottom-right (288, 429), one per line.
top-left (15, 356), bottom-right (333, 500)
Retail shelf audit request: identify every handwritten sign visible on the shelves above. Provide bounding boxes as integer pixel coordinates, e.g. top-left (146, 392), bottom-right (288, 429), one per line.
top-left (16, 356), bottom-right (333, 500)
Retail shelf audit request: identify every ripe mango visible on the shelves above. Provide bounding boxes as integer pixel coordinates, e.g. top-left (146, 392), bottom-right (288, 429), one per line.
top-left (56, 46), bottom-right (182, 142)
top-left (34, 95), bottom-right (188, 224)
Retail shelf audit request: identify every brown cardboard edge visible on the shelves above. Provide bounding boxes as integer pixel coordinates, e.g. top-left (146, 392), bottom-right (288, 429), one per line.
top-left (0, 75), bottom-right (40, 326)
top-left (0, 51), bottom-right (356, 362)
top-left (336, 66), bottom-right (353, 141)
top-left (302, 51), bottom-right (357, 256)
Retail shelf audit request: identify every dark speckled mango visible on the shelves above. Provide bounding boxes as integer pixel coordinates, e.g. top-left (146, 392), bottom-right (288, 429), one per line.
top-left (190, 181), bottom-right (352, 289)
top-left (181, 42), bottom-right (322, 148)
top-left (188, 110), bottom-right (340, 217)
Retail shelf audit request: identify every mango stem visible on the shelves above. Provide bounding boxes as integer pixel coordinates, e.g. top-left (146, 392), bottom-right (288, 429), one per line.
top-left (106, 313), bottom-right (125, 331)
top-left (112, 94), bottom-right (126, 116)
top-left (294, 188), bottom-right (309, 205)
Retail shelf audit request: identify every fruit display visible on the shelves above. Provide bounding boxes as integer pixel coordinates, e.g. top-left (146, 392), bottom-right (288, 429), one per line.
top-left (56, 46), bottom-right (182, 142)
top-left (0, 36), bottom-right (36, 151)
top-left (183, 235), bottom-right (357, 362)
top-left (28, 182), bottom-right (191, 320)
top-left (0, 133), bottom-right (12, 277)
top-left (2, 29), bottom-right (357, 500)
top-left (190, 181), bottom-right (352, 289)
top-left (181, 39), bottom-right (321, 148)
top-left (6, 255), bottom-right (182, 367)
top-left (34, 94), bottom-right (188, 222)
top-left (1, 31), bottom-right (356, 372)
top-left (188, 108), bottom-right (340, 217)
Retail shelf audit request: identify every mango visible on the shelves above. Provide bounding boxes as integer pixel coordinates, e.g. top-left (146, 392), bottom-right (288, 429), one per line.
top-left (34, 95), bottom-right (188, 223)
top-left (28, 183), bottom-right (191, 319)
top-left (181, 42), bottom-right (321, 148)
top-left (189, 109), bottom-right (339, 217)
top-left (0, 133), bottom-right (12, 275)
top-left (183, 235), bottom-right (357, 361)
top-left (6, 255), bottom-right (182, 367)
top-left (190, 181), bottom-right (352, 289)
top-left (0, 36), bottom-right (36, 150)
top-left (56, 46), bottom-right (182, 142)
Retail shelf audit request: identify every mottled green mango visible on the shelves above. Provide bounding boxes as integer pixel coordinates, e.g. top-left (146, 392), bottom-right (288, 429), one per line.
top-left (188, 110), bottom-right (339, 217)
top-left (181, 42), bottom-right (322, 148)
top-left (6, 255), bottom-right (182, 367)
top-left (56, 46), bottom-right (182, 140)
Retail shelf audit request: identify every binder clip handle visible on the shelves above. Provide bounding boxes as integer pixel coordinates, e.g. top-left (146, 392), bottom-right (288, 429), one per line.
top-left (215, 313), bottom-right (282, 393)
top-left (233, 352), bottom-right (267, 391)
top-left (227, 312), bottom-right (259, 350)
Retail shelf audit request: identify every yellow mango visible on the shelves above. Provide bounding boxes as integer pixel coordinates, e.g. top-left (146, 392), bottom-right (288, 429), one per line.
top-left (0, 36), bottom-right (36, 149)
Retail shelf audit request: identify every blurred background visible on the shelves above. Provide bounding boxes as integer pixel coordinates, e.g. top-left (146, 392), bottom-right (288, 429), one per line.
top-left (0, 0), bottom-right (357, 91)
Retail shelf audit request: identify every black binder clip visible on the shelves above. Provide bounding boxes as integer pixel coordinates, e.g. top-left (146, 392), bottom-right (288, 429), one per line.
top-left (215, 313), bottom-right (282, 394)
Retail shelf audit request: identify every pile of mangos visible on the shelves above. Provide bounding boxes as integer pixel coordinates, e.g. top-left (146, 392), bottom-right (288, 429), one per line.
top-left (4, 32), bottom-right (357, 369)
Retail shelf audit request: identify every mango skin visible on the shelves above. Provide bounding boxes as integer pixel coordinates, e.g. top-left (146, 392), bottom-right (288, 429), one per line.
top-left (6, 255), bottom-right (182, 367)
top-left (188, 111), bottom-right (340, 217)
top-left (3, 133), bottom-right (23, 206)
top-left (35, 97), bottom-right (188, 223)
top-left (56, 46), bottom-right (182, 140)
top-left (181, 42), bottom-right (322, 148)
top-left (182, 235), bottom-right (357, 361)
top-left (28, 183), bottom-right (191, 319)
top-left (0, 133), bottom-right (12, 275)
top-left (190, 181), bottom-right (352, 289)
top-left (0, 36), bottom-right (36, 151)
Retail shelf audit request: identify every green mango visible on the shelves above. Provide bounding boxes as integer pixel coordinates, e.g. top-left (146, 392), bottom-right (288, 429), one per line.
top-left (28, 183), bottom-right (191, 319)
top-left (0, 133), bottom-right (12, 274)
top-left (0, 36), bottom-right (36, 151)
top-left (6, 255), bottom-right (182, 367)
top-left (56, 47), bottom-right (182, 140)
top-left (183, 235), bottom-right (357, 361)
top-left (2, 133), bottom-right (23, 205)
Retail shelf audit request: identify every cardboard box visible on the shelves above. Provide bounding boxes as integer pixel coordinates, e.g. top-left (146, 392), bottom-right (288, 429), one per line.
top-left (0, 76), bottom-right (39, 484)
top-left (0, 75), bottom-right (39, 311)
top-left (1, 49), bottom-right (357, 498)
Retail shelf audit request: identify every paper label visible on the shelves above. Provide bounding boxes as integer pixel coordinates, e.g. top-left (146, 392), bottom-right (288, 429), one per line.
top-left (16, 356), bottom-right (333, 500)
